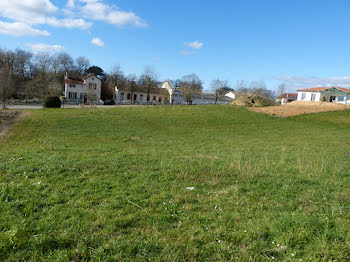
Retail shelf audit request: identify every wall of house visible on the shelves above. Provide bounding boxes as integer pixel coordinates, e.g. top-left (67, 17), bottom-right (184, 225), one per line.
top-left (225, 92), bottom-right (236, 99)
top-left (115, 90), bottom-right (165, 104)
top-left (65, 83), bottom-right (85, 102)
top-left (161, 82), bottom-right (172, 90)
top-left (297, 92), bottom-right (321, 102)
top-left (84, 76), bottom-right (102, 102)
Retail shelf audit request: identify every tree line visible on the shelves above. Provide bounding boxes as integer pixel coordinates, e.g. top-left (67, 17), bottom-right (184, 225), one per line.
top-left (0, 47), bottom-right (276, 108)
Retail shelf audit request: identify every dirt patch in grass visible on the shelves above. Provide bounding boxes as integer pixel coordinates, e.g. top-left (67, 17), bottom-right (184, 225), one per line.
top-left (0, 110), bottom-right (28, 137)
top-left (250, 101), bottom-right (350, 117)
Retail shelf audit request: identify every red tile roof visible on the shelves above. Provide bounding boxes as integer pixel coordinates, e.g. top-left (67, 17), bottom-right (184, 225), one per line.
top-left (82, 74), bottom-right (100, 80)
top-left (277, 93), bottom-right (298, 99)
top-left (334, 87), bottom-right (350, 93)
top-left (297, 87), bottom-right (328, 92)
top-left (64, 78), bottom-right (84, 85)
top-left (297, 87), bottom-right (350, 93)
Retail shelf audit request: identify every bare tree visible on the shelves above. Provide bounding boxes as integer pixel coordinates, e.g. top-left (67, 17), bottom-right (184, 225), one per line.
top-left (210, 78), bottom-right (229, 104)
top-left (85, 86), bottom-right (97, 107)
top-left (179, 74), bottom-right (203, 104)
top-left (26, 53), bottom-right (53, 99)
top-left (236, 80), bottom-right (248, 93)
top-left (76, 56), bottom-right (90, 77)
top-left (57, 52), bottom-right (75, 74)
top-left (139, 66), bottom-right (158, 103)
top-left (126, 74), bottom-right (138, 103)
top-left (236, 79), bottom-right (274, 99)
top-left (0, 51), bottom-right (15, 109)
top-left (108, 65), bottom-right (125, 99)
top-left (277, 83), bottom-right (286, 97)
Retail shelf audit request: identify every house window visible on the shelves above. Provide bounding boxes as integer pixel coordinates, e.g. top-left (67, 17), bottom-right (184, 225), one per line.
top-left (70, 84), bottom-right (76, 87)
top-left (301, 93), bottom-right (306, 100)
top-left (69, 92), bottom-right (77, 99)
top-left (120, 93), bottom-right (124, 101)
top-left (153, 96), bottom-right (156, 101)
top-left (147, 95), bottom-right (150, 101)
top-left (140, 94), bottom-right (144, 101)
top-left (89, 83), bottom-right (97, 90)
top-left (159, 96), bottom-right (162, 102)
top-left (338, 96), bottom-right (344, 101)
top-left (311, 93), bottom-right (316, 101)
top-left (127, 93), bottom-right (131, 100)
top-left (92, 78), bottom-right (94, 80)
top-left (133, 94), bottom-right (137, 101)
top-left (80, 93), bottom-right (84, 100)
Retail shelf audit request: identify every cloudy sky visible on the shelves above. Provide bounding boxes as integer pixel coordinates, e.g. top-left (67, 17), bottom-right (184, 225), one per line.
top-left (1, 0), bottom-right (350, 91)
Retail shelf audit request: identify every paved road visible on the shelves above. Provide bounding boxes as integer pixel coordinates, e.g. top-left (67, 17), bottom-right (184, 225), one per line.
top-left (1, 104), bottom-right (150, 110)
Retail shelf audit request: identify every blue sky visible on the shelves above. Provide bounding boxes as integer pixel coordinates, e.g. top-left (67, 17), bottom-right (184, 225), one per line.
top-left (1, 0), bottom-right (350, 91)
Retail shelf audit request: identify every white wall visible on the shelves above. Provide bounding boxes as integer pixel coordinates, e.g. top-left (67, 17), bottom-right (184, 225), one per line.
top-left (297, 92), bottom-right (321, 102)
top-left (65, 83), bottom-right (85, 102)
top-left (84, 76), bottom-right (102, 102)
top-left (225, 92), bottom-right (236, 99)
top-left (115, 89), bottom-right (164, 104)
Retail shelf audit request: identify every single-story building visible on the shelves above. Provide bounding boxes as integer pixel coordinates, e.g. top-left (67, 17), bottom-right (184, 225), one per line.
top-left (114, 85), bottom-right (169, 104)
top-left (297, 87), bottom-right (350, 104)
top-left (159, 81), bottom-right (234, 105)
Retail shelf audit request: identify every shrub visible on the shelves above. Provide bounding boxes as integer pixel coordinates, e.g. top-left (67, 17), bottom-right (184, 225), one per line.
top-left (43, 96), bottom-right (61, 108)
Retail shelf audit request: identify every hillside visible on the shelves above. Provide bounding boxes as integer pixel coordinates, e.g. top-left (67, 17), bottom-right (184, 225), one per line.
top-left (0, 106), bottom-right (349, 261)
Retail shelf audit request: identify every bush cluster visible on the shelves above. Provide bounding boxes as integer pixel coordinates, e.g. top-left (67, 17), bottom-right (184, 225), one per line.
top-left (43, 96), bottom-right (61, 108)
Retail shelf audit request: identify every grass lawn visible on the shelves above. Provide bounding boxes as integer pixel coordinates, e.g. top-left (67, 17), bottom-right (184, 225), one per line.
top-left (0, 105), bottom-right (349, 261)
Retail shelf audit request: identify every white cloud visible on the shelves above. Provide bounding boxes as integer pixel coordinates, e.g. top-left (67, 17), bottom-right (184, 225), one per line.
top-left (91, 37), bottom-right (104, 47)
top-left (46, 17), bottom-right (92, 30)
top-left (77, 0), bottom-right (147, 27)
top-left (0, 0), bottom-right (146, 37)
top-left (0, 0), bottom-right (92, 35)
top-left (0, 0), bottom-right (58, 25)
top-left (184, 41), bottom-right (204, 49)
top-left (179, 50), bottom-right (196, 56)
top-left (0, 21), bottom-right (50, 37)
top-left (66, 0), bottom-right (75, 8)
top-left (274, 75), bottom-right (350, 89)
top-left (27, 43), bottom-right (65, 53)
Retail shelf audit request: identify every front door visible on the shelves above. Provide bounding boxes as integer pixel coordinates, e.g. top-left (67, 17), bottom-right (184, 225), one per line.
top-left (329, 96), bottom-right (336, 102)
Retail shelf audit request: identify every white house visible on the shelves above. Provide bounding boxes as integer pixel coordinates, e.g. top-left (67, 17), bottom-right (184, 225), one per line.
top-left (64, 74), bottom-right (102, 103)
top-left (277, 93), bottom-right (298, 105)
top-left (297, 87), bottom-right (350, 104)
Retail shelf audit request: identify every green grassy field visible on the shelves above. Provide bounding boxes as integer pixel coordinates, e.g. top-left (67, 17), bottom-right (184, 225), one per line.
top-left (0, 106), bottom-right (349, 261)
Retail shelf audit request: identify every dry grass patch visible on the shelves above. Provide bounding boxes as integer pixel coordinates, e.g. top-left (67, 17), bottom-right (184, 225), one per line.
top-left (250, 101), bottom-right (350, 117)
top-left (0, 110), bottom-right (27, 137)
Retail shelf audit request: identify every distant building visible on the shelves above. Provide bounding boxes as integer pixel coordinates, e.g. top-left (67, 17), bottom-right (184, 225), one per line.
top-left (277, 93), bottom-right (298, 105)
top-left (159, 81), bottom-right (234, 105)
top-left (297, 87), bottom-right (350, 104)
top-left (114, 85), bottom-right (169, 104)
top-left (112, 81), bottom-right (234, 105)
top-left (64, 73), bottom-right (102, 103)
top-left (225, 91), bottom-right (237, 100)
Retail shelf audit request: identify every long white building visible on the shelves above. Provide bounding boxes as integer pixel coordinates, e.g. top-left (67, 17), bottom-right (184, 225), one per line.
top-left (114, 81), bottom-right (234, 105)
